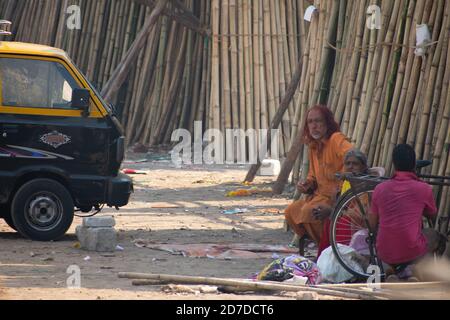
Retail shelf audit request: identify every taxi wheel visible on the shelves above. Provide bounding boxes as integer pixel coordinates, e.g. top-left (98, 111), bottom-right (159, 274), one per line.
top-left (11, 179), bottom-right (74, 241)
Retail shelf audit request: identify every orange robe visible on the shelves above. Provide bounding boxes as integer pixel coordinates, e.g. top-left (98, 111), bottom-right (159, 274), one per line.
top-left (284, 132), bottom-right (353, 243)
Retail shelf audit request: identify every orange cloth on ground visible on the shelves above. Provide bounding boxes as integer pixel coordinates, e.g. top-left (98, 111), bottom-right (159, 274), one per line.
top-left (284, 132), bottom-right (353, 243)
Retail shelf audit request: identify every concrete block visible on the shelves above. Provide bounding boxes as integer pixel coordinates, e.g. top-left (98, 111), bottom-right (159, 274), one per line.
top-left (76, 225), bottom-right (117, 252)
top-left (82, 216), bottom-right (116, 228)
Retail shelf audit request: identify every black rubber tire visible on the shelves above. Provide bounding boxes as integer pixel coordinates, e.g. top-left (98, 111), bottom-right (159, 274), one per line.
top-left (329, 188), bottom-right (381, 280)
top-left (11, 179), bottom-right (74, 241)
top-left (0, 204), bottom-right (17, 231)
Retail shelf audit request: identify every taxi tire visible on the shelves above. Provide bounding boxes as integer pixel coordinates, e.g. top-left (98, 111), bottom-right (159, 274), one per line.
top-left (11, 179), bottom-right (74, 241)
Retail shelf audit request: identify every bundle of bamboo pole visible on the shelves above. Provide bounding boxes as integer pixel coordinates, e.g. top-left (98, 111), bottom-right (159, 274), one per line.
top-left (0, 0), bottom-right (309, 159)
top-left (0, 1), bottom-right (449, 215)
top-left (270, 0), bottom-right (449, 212)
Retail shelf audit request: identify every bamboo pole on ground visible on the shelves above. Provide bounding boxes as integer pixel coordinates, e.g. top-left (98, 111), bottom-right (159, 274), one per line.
top-left (118, 272), bottom-right (388, 300)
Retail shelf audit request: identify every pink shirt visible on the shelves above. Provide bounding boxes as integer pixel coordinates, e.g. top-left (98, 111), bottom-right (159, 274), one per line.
top-left (370, 171), bottom-right (437, 265)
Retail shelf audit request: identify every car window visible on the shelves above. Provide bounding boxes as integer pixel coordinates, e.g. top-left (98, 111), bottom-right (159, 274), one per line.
top-left (0, 57), bottom-right (81, 109)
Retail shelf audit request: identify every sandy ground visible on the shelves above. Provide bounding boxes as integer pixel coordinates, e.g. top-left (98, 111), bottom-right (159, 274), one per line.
top-left (0, 152), bottom-right (303, 300)
top-left (1, 152), bottom-right (449, 301)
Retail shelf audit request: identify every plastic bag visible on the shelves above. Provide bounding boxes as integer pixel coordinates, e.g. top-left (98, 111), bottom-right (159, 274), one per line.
top-left (317, 244), bottom-right (364, 283)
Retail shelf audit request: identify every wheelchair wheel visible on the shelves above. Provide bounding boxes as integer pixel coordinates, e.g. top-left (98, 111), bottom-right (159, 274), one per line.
top-left (330, 188), bottom-right (384, 280)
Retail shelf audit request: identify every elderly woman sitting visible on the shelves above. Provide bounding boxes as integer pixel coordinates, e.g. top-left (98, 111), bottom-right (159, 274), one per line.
top-left (312, 149), bottom-right (377, 258)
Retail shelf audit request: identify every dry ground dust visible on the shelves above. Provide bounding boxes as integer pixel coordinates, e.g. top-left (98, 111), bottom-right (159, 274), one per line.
top-left (1, 153), bottom-right (449, 300)
top-left (0, 154), bottom-right (301, 300)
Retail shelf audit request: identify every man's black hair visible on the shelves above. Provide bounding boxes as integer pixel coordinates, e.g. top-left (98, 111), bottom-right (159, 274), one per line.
top-left (393, 144), bottom-right (416, 172)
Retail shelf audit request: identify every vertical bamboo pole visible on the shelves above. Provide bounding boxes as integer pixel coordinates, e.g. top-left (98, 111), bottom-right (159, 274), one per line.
top-left (243, 0), bottom-right (253, 132)
top-left (252, 0), bottom-right (261, 131)
top-left (237, 0), bottom-right (246, 132)
top-left (209, 0), bottom-right (221, 132)
top-left (229, 0), bottom-right (239, 132)
top-left (221, 0), bottom-right (232, 159)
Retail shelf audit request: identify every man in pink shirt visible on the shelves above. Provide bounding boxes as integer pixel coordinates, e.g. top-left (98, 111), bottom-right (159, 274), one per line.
top-left (369, 144), bottom-right (442, 279)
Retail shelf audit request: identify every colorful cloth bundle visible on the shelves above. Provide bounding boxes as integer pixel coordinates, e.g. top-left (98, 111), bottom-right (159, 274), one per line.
top-left (256, 255), bottom-right (322, 285)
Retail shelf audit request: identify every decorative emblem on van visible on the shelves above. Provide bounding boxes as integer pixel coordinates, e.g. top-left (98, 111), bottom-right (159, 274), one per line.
top-left (40, 131), bottom-right (71, 149)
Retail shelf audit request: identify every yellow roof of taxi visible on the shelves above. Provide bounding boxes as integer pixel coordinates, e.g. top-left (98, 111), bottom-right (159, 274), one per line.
top-left (0, 41), bottom-right (68, 59)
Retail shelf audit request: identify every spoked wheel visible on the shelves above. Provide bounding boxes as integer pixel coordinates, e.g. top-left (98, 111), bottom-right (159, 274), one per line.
top-left (11, 179), bottom-right (74, 241)
top-left (330, 188), bottom-right (384, 280)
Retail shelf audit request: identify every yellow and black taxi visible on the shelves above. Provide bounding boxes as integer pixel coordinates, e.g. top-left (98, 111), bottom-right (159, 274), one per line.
top-left (0, 35), bottom-right (133, 241)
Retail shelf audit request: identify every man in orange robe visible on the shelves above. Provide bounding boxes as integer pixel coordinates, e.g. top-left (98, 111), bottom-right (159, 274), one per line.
top-left (285, 105), bottom-right (353, 246)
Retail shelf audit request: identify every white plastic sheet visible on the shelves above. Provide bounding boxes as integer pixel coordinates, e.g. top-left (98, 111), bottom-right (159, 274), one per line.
top-left (304, 5), bottom-right (317, 22)
top-left (317, 244), bottom-right (364, 283)
top-left (415, 24), bottom-right (431, 56)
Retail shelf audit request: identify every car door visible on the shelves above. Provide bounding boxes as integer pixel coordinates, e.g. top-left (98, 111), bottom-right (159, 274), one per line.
top-left (0, 55), bottom-right (111, 178)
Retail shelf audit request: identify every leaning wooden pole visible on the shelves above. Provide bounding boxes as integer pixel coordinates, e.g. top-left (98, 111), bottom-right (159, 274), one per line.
top-left (244, 54), bottom-right (305, 183)
top-left (101, 0), bottom-right (168, 103)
